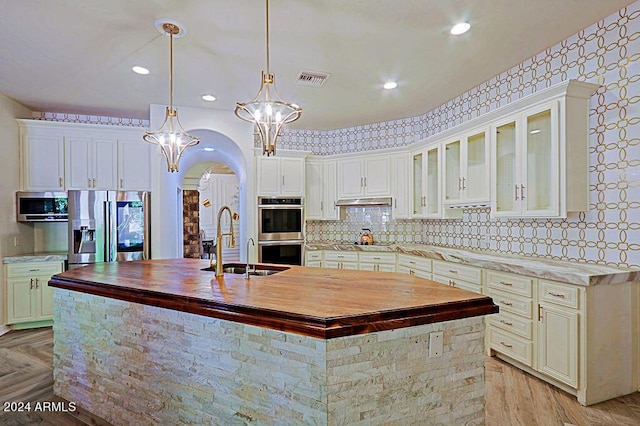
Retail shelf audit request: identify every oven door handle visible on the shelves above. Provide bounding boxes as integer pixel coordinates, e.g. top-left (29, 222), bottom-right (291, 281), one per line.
top-left (258, 240), bottom-right (305, 245)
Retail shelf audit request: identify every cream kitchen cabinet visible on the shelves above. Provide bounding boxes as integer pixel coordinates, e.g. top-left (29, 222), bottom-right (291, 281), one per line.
top-left (337, 155), bottom-right (390, 198)
top-left (396, 254), bottom-right (432, 279)
top-left (65, 137), bottom-right (118, 190)
top-left (490, 80), bottom-right (598, 218)
top-left (358, 252), bottom-right (396, 272)
top-left (305, 159), bottom-right (338, 220)
top-left (443, 127), bottom-right (490, 207)
top-left (5, 261), bottom-right (63, 327)
top-left (411, 145), bottom-right (442, 218)
top-left (257, 156), bottom-right (304, 196)
top-left (19, 132), bottom-right (65, 191)
top-left (323, 250), bottom-right (358, 270)
top-left (118, 139), bottom-right (152, 190)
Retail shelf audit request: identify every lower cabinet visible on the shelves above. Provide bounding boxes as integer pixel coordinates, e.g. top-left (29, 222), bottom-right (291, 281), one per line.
top-left (397, 254), bottom-right (432, 279)
top-left (323, 251), bottom-right (358, 270)
top-left (304, 251), bottom-right (322, 267)
top-left (358, 252), bottom-right (396, 272)
top-left (5, 261), bottom-right (64, 327)
top-left (432, 259), bottom-right (483, 294)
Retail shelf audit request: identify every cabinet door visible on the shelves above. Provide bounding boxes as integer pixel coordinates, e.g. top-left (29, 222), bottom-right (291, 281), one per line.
top-left (412, 152), bottom-right (425, 217)
top-left (444, 139), bottom-right (462, 203)
top-left (337, 159), bottom-right (365, 198)
top-left (6, 277), bottom-right (37, 323)
top-left (392, 154), bottom-right (410, 219)
top-left (363, 157), bottom-right (390, 196)
top-left (424, 145), bottom-right (442, 218)
top-left (538, 303), bottom-right (578, 387)
top-left (281, 158), bottom-right (304, 196)
top-left (118, 140), bottom-right (151, 190)
top-left (305, 161), bottom-right (323, 219)
top-left (24, 136), bottom-right (65, 190)
top-left (65, 137), bottom-right (92, 189)
top-left (492, 118), bottom-right (518, 216)
top-left (36, 276), bottom-right (55, 319)
top-left (256, 157), bottom-right (281, 195)
top-left (323, 162), bottom-right (339, 220)
top-left (465, 129), bottom-right (489, 203)
top-left (522, 104), bottom-right (559, 216)
top-left (93, 138), bottom-right (118, 189)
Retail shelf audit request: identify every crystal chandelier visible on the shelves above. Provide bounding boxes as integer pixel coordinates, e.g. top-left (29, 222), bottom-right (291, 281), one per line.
top-left (234, 0), bottom-right (302, 156)
top-left (143, 20), bottom-right (199, 172)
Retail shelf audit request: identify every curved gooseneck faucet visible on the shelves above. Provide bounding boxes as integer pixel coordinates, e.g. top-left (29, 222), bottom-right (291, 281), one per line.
top-left (245, 238), bottom-right (255, 279)
top-left (214, 206), bottom-right (237, 277)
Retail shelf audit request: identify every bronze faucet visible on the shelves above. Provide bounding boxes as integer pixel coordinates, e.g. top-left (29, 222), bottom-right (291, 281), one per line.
top-left (212, 205), bottom-right (238, 277)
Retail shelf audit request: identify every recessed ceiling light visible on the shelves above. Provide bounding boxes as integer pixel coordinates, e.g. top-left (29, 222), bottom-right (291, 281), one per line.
top-left (203, 147), bottom-right (215, 152)
top-left (383, 82), bottom-right (398, 90)
top-left (201, 94), bottom-right (217, 102)
top-left (450, 22), bottom-right (471, 35)
top-left (132, 66), bottom-right (150, 75)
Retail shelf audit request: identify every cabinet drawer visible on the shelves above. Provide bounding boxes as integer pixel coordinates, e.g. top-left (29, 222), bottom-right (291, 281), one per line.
top-left (489, 311), bottom-right (533, 339)
top-left (397, 254), bottom-right (432, 272)
top-left (6, 262), bottom-right (63, 278)
top-left (433, 274), bottom-right (483, 295)
top-left (358, 252), bottom-right (396, 264)
top-left (305, 251), bottom-right (323, 261)
top-left (539, 279), bottom-right (579, 309)
top-left (324, 251), bottom-right (358, 262)
top-left (432, 260), bottom-right (481, 284)
top-left (324, 260), bottom-right (358, 270)
top-left (489, 327), bottom-right (534, 367)
top-left (397, 265), bottom-right (432, 280)
top-left (487, 288), bottom-right (533, 319)
top-left (486, 270), bottom-right (534, 297)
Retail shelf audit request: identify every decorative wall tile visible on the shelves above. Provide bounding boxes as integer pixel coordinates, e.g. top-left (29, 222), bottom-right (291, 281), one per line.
top-left (32, 111), bottom-right (148, 127)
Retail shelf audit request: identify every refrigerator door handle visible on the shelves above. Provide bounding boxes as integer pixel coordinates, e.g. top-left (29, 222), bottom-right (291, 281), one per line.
top-left (104, 200), bottom-right (112, 262)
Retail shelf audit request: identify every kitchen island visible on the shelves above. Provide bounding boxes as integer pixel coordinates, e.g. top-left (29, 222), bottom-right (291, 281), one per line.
top-left (49, 259), bottom-right (498, 425)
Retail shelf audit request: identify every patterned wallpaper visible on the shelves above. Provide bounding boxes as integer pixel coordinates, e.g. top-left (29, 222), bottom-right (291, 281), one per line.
top-left (302, 2), bottom-right (640, 269)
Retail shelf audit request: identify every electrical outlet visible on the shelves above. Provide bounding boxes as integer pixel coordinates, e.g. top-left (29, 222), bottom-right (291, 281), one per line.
top-left (428, 331), bottom-right (443, 358)
top-left (13, 236), bottom-right (20, 247)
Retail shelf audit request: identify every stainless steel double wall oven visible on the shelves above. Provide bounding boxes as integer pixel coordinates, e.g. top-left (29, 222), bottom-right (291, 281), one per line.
top-left (257, 197), bottom-right (303, 265)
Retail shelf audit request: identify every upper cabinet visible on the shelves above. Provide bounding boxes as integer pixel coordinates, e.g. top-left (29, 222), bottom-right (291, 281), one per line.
top-left (337, 155), bottom-right (390, 198)
top-left (412, 145), bottom-right (441, 218)
top-left (256, 156), bottom-right (305, 196)
top-left (65, 137), bottom-right (118, 190)
top-left (305, 159), bottom-right (338, 220)
top-left (391, 153), bottom-right (410, 219)
top-left (443, 127), bottom-right (490, 207)
top-left (18, 120), bottom-right (151, 192)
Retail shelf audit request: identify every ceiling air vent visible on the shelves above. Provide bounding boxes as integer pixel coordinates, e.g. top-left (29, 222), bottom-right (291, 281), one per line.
top-left (296, 70), bottom-right (331, 87)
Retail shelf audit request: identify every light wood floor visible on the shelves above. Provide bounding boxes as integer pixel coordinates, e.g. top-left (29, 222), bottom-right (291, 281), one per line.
top-left (1, 327), bottom-right (639, 425)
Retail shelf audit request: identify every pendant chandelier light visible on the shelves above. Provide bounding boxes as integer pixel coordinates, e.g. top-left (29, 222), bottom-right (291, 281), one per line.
top-left (234, 0), bottom-right (302, 156)
top-left (143, 20), bottom-right (199, 173)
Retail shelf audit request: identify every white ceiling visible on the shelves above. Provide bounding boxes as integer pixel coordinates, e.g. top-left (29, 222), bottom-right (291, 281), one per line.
top-left (0, 0), bottom-right (634, 131)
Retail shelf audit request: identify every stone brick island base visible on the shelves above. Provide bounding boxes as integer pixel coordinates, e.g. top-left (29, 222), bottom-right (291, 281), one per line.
top-left (54, 289), bottom-right (486, 425)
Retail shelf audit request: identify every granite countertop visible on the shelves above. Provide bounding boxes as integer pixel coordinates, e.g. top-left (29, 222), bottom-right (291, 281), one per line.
top-left (305, 242), bottom-right (640, 287)
top-left (49, 259), bottom-right (498, 339)
top-left (3, 253), bottom-right (68, 264)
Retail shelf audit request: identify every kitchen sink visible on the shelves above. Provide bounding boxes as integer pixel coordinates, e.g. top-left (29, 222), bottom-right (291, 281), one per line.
top-left (201, 263), bottom-right (289, 276)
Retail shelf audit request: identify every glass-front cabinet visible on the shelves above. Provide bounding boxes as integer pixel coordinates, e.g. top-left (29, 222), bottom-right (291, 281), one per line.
top-left (412, 145), bottom-right (441, 218)
top-left (491, 101), bottom-right (559, 217)
top-left (443, 127), bottom-right (489, 207)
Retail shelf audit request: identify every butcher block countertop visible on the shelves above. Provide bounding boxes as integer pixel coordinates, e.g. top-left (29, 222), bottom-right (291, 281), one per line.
top-left (49, 258), bottom-right (498, 339)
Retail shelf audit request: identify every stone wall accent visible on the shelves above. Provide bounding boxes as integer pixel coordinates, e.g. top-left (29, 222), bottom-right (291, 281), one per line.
top-left (183, 190), bottom-right (200, 258)
top-left (53, 289), bottom-right (486, 425)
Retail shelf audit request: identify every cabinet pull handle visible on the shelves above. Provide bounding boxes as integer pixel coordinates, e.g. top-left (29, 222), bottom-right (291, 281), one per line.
top-left (448, 269), bottom-right (458, 274)
top-left (360, 177), bottom-right (363, 188)
top-left (320, 201), bottom-right (323, 211)
top-left (373, 257), bottom-right (380, 260)
top-left (29, 268), bottom-right (39, 272)
top-left (500, 341), bottom-right (513, 349)
top-left (458, 177), bottom-right (462, 191)
top-left (92, 178), bottom-right (96, 187)
top-left (538, 304), bottom-right (543, 321)
top-left (30, 278), bottom-right (34, 289)
top-left (515, 185), bottom-right (519, 201)
top-left (499, 320), bottom-right (513, 326)
top-left (410, 270), bottom-right (414, 275)
top-left (499, 281), bottom-right (513, 286)
top-left (500, 300), bottom-right (513, 306)
top-left (520, 184), bottom-right (525, 200)
top-left (549, 292), bottom-right (566, 298)
top-left (409, 261), bottom-right (416, 264)
top-left (120, 178), bottom-right (124, 188)
top-left (35, 278), bottom-right (39, 289)
top-left (88, 178), bottom-right (92, 187)
top-left (59, 177), bottom-right (63, 187)
top-left (337, 255), bottom-right (344, 258)
top-left (462, 177), bottom-right (466, 190)
top-left (282, 175), bottom-right (285, 186)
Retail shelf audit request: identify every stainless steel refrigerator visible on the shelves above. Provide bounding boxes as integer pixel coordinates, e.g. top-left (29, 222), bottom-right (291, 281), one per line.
top-left (67, 190), bottom-right (151, 268)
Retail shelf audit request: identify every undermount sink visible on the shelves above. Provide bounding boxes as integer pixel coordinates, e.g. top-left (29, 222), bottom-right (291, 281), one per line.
top-left (201, 263), bottom-right (289, 276)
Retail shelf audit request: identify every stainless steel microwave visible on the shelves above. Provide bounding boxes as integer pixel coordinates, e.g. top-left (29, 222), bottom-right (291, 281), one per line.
top-left (16, 191), bottom-right (68, 222)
